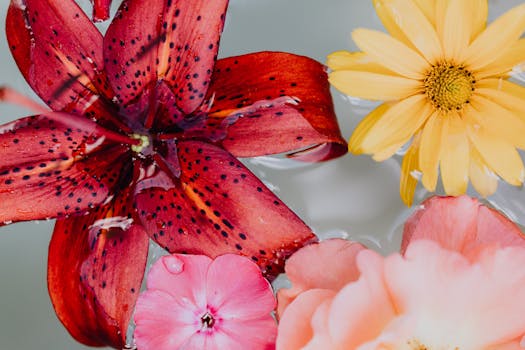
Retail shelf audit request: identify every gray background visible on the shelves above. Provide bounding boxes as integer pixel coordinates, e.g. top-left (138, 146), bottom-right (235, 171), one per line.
top-left (0, 0), bottom-right (522, 349)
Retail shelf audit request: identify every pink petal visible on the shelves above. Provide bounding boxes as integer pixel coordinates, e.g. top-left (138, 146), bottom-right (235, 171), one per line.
top-left (401, 196), bottom-right (479, 253)
top-left (324, 250), bottom-right (396, 348)
top-left (207, 316), bottom-right (277, 350)
top-left (384, 240), bottom-right (525, 347)
top-left (206, 254), bottom-right (275, 320)
top-left (134, 290), bottom-right (200, 350)
top-left (103, 0), bottom-right (228, 113)
top-left (0, 115), bottom-right (127, 223)
top-left (277, 239), bottom-right (365, 317)
top-left (301, 299), bottom-right (339, 350)
top-left (206, 52), bottom-right (347, 161)
top-left (134, 140), bottom-right (317, 278)
top-left (48, 188), bottom-right (149, 348)
top-left (6, 0), bottom-right (113, 111)
top-left (475, 205), bottom-right (525, 248)
top-left (146, 254), bottom-right (211, 311)
top-left (276, 289), bottom-right (335, 350)
top-left (401, 196), bottom-right (525, 257)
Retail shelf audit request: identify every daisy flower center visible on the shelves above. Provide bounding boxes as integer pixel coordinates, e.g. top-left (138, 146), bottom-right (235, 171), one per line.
top-left (424, 62), bottom-right (475, 112)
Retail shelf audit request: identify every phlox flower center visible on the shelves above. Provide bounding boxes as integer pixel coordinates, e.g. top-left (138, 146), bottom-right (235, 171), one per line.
top-left (424, 62), bottom-right (475, 112)
top-left (200, 311), bottom-right (216, 330)
top-left (130, 133), bottom-right (151, 154)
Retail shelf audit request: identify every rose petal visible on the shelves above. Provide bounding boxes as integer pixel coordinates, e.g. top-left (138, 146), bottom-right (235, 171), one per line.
top-left (276, 289), bottom-right (335, 350)
top-left (277, 239), bottom-right (365, 317)
top-left (401, 196), bottom-right (525, 256)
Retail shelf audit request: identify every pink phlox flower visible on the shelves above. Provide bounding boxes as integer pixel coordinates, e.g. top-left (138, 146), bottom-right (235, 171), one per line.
top-left (134, 253), bottom-right (277, 350)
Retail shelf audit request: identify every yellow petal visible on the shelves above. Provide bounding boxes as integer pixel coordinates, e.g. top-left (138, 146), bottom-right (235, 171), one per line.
top-left (467, 124), bottom-right (524, 186)
top-left (372, 0), bottom-right (415, 49)
top-left (441, 0), bottom-right (471, 62)
top-left (464, 3), bottom-right (525, 72)
top-left (326, 51), bottom-right (395, 75)
top-left (475, 39), bottom-right (525, 78)
top-left (470, 0), bottom-right (488, 40)
top-left (419, 111), bottom-right (445, 191)
top-left (361, 94), bottom-right (433, 154)
top-left (373, 0), bottom-right (442, 63)
top-left (476, 79), bottom-right (525, 115)
top-left (348, 103), bottom-right (390, 154)
top-left (439, 0), bottom-right (488, 43)
top-left (400, 133), bottom-right (422, 206)
top-left (413, 0), bottom-right (436, 26)
top-left (440, 115), bottom-right (469, 195)
top-left (352, 29), bottom-right (428, 79)
top-left (372, 142), bottom-right (405, 162)
top-left (328, 70), bottom-right (419, 101)
top-left (467, 95), bottom-right (525, 149)
top-left (469, 146), bottom-right (498, 197)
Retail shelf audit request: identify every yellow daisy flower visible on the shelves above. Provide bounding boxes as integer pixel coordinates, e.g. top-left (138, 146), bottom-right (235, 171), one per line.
top-left (328, 0), bottom-right (525, 205)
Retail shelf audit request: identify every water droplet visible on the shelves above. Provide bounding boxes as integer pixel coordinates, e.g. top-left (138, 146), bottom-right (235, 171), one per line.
top-left (162, 255), bottom-right (184, 274)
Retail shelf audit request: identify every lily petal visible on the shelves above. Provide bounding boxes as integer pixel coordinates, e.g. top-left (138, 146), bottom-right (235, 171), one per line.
top-left (6, 0), bottom-right (112, 111)
top-left (134, 140), bottom-right (317, 278)
top-left (48, 188), bottom-right (149, 348)
top-left (104, 0), bottom-right (228, 113)
top-left (0, 115), bottom-right (128, 223)
top-left (203, 52), bottom-right (347, 161)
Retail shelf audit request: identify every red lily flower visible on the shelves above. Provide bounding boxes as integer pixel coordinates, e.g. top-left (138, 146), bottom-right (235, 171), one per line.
top-left (3, 0), bottom-right (346, 347)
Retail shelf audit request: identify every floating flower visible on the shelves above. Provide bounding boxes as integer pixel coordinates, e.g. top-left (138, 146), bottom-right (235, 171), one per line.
top-left (277, 196), bottom-right (525, 349)
top-left (328, 0), bottom-right (525, 205)
top-left (133, 253), bottom-right (277, 350)
top-left (2, 0), bottom-right (346, 347)
top-left (402, 195), bottom-right (525, 256)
